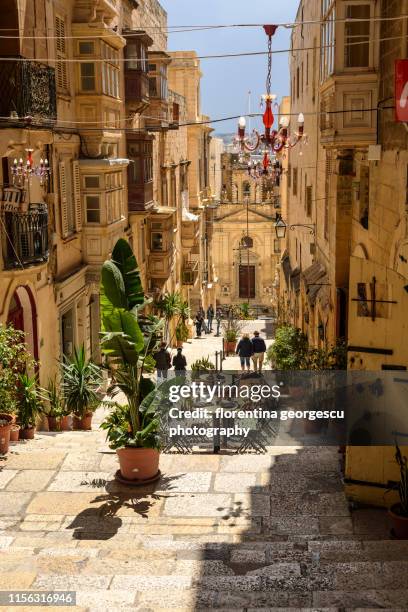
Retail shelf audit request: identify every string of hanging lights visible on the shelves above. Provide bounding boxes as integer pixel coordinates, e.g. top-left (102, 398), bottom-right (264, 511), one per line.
top-left (233, 24), bottom-right (307, 179)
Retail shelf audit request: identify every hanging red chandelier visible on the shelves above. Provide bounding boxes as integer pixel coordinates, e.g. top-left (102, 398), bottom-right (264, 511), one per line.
top-left (234, 25), bottom-right (307, 167)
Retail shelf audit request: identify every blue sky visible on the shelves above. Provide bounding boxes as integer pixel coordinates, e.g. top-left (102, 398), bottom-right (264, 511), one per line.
top-left (160, 0), bottom-right (300, 134)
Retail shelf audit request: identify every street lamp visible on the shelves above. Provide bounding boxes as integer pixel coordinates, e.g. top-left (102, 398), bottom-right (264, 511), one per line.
top-left (274, 214), bottom-right (315, 237)
top-left (274, 215), bottom-right (287, 239)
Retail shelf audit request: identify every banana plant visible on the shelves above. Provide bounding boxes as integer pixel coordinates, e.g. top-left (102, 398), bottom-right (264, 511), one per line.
top-left (100, 239), bottom-right (164, 446)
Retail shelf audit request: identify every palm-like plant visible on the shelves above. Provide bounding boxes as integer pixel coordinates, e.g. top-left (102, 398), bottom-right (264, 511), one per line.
top-left (100, 239), bottom-right (165, 449)
top-left (17, 373), bottom-right (41, 429)
top-left (157, 292), bottom-right (182, 342)
top-left (39, 377), bottom-right (66, 417)
top-left (61, 346), bottom-right (102, 418)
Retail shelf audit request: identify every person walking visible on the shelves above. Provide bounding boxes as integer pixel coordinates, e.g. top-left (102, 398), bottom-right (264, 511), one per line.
top-left (153, 342), bottom-right (171, 382)
top-left (207, 304), bottom-right (214, 333)
top-left (195, 313), bottom-right (202, 337)
top-left (236, 333), bottom-right (254, 372)
top-left (172, 347), bottom-right (187, 378)
top-left (199, 307), bottom-right (208, 334)
top-left (251, 330), bottom-right (267, 373)
top-left (215, 308), bottom-right (222, 336)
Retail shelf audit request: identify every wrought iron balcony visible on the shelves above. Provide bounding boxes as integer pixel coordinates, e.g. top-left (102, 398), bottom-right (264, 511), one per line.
top-left (1, 204), bottom-right (49, 269)
top-left (0, 59), bottom-right (57, 126)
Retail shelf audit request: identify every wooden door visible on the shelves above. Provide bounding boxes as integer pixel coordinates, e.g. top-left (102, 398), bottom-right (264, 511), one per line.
top-left (239, 265), bottom-right (255, 299)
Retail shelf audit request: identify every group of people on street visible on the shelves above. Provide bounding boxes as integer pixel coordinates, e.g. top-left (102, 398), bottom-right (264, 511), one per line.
top-left (194, 304), bottom-right (222, 338)
top-left (236, 330), bottom-right (267, 373)
top-left (153, 327), bottom-right (268, 381)
top-left (153, 342), bottom-right (187, 382)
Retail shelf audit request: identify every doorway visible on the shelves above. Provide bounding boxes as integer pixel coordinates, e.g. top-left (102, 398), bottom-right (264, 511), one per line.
top-left (6, 286), bottom-right (39, 361)
top-left (239, 265), bottom-right (255, 299)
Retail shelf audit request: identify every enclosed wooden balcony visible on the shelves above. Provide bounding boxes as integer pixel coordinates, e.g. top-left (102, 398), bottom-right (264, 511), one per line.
top-left (147, 207), bottom-right (176, 278)
top-left (182, 260), bottom-right (199, 286)
top-left (320, 73), bottom-right (378, 147)
top-left (123, 30), bottom-right (153, 113)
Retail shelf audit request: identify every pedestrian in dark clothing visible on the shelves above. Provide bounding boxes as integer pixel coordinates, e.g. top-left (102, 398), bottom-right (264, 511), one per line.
top-left (207, 304), bottom-right (214, 333)
top-left (195, 314), bottom-right (202, 337)
top-left (153, 342), bottom-right (171, 382)
top-left (173, 347), bottom-right (187, 377)
top-left (236, 333), bottom-right (254, 372)
top-left (215, 309), bottom-right (222, 336)
top-left (251, 331), bottom-right (267, 372)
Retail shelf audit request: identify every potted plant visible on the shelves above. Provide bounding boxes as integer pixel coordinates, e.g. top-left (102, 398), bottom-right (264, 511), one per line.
top-left (175, 320), bottom-right (189, 348)
top-left (191, 356), bottom-right (215, 380)
top-left (0, 325), bottom-right (34, 451)
top-left (39, 377), bottom-right (66, 431)
top-left (156, 291), bottom-right (182, 345)
top-left (0, 414), bottom-right (13, 454)
top-left (222, 319), bottom-right (243, 355)
top-left (9, 424), bottom-right (20, 442)
top-left (100, 239), bottom-right (165, 482)
top-left (17, 373), bottom-right (41, 439)
top-left (388, 445), bottom-right (408, 539)
top-left (267, 324), bottom-right (309, 396)
top-left (61, 346), bottom-right (102, 431)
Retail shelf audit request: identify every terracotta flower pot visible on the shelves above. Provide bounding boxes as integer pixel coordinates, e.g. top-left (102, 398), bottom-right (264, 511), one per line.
top-left (117, 447), bottom-right (160, 481)
top-left (223, 340), bottom-right (237, 355)
top-left (20, 427), bottom-right (35, 440)
top-left (0, 414), bottom-right (13, 454)
top-left (10, 425), bottom-right (20, 442)
top-left (47, 416), bottom-right (59, 432)
top-left (60, 415), bottom-right (71, 431)
top-left (73, 413), bottom-right (93, 431)
top-left (389, 504), bottom-right (408, 539)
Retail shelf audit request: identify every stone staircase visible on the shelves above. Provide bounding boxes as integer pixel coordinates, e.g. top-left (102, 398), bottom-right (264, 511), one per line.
top-left (1, 431), bottom-right (408, 610)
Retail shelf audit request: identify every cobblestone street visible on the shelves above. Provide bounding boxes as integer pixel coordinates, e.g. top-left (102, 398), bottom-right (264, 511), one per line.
top-left (0, 323), bottom-right (407, 610)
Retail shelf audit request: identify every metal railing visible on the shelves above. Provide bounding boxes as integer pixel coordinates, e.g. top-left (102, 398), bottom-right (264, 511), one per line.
top-left (0, 59), bottom-right (56, 125)
top-left (1, 204), bottom-right (49, 269)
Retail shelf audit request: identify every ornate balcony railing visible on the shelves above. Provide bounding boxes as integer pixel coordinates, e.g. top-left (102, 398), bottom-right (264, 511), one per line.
top-left (1, 204), bottom-right (49, 269)
top-left (0, 59), bottom-right (56, 126)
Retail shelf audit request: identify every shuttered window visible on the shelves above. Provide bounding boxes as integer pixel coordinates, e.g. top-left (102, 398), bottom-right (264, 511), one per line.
top-left (59, 161), bottom-right (69, 238)
top-left (55, 16), bottom-right (69, 93)
top-left (72, 161), bottom-right (82, 231)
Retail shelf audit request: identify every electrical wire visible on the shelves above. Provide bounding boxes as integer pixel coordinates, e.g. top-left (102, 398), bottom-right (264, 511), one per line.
top-left (0, 14), bottom-right (405, 38)
top-left (0, 33), bottom-right (406, 62)
top-left (0, 106), bottom-right (394, 131)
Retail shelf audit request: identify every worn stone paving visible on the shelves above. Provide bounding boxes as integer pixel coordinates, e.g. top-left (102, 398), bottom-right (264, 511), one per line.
top-left (0, 324), bottom-right (407, 611)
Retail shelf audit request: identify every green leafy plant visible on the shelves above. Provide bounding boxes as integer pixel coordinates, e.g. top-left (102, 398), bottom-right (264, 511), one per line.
top-left (61, 346), bottom-right (102, 418)
top-left (39, 377), bottom-right (66, 418)
top-left (267, 324), bottom-right (309, 370)
top-left (16, 373), bottom-right (41, 429)
top-left (222, 318), bottom-right (243, 343)
top-left (175, 321), bottom-right (189, 343)
top-left (191, 357), bottom-right (215, 372)
top-left (100, 239), bottom-right (165, 449)
top-left (240, 302), bottom-right (252, 320)
top-left (156, 292), bottom-right (182, 341)
top-left (0, 325), bottom-right (35, 414)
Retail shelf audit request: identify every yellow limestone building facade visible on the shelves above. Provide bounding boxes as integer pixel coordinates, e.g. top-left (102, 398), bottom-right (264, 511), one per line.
top-left (0, 0), bottom-right (211, 384)
top-left (282, 0), bottom-right (408, 504)
top-left (212, 152), bottom-right (281, 312)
